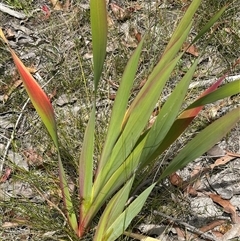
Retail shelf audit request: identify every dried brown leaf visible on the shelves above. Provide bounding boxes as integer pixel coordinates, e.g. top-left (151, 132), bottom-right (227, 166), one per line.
top-left (110, 3), bottom-right (131, 21)
top-left (170, 173), bottom-right (183, 186)
top-left (175, 226), bottom-right (185, 241)
top-left (209, 193), bottom-right (240, 223)
top-left (22, 149), bottom-right (43, 167)
top-left (169, 173), bottom-right (198, 197)
top-left (199, 219), bottom-right (226, 233)
top-left (183, 42), bottom-right (199, 56)
top-left (210, 154), bottom-right (236, 169)
top-left (0, 167), bottom-right (12, 183)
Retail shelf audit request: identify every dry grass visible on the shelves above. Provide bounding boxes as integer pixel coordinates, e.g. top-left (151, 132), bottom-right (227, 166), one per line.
top-left (0, 0), bottom-right (239, 240)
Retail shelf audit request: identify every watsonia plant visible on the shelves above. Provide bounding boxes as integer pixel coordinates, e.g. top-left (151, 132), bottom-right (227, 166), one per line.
top-left (1, 0), bottom-right (240, 240)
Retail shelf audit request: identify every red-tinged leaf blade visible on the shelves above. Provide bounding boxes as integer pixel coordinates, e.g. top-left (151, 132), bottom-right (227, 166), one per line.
top-left (180, 75), bottom-right (227, 118)
top-left (148, 75), bottom-right (227, 161)
top-left (0, 29), bottom-right (79, 234)
top-left (187, 79), bottom-right (240, 109)
top-left (90, 0), bottom-right (107, 91)
top-left (58, 152), bottom-right (78, 234)
top-left (1, 29), bottom-right (58, 147)
top-left (160, 107), bottom-right (240, 180)
top-left (138, 58), bottom-right (200, 169)
top-left (10, 49), bottom-right (58, 148)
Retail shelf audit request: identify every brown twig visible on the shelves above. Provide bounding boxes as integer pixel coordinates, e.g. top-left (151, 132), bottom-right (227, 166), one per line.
top-left (153, 210), bottom-right (219, 241)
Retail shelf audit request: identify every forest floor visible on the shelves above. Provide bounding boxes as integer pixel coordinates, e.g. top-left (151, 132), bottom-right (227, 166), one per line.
top-left (0, 0), bottom-right (240, 240)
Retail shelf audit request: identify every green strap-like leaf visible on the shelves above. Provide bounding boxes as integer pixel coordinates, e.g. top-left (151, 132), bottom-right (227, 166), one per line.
top-left (104, 183), bottom-right (155, 241)
top-left (138, 58), bottom-right (200, 169)
top-left (81, 139), bottom-right (145, 228)
top-left (160, 107), bottom-right (240, 180)
top-left (90, 0), bottom-right (108, 92)
top-left (93, 0), bottom-right (201, 199)
top-left (96, 38), bottom-right (145, 179)
top-left (191, 4), bottom-right (228, 45)
top-left (187, 79), bottom-right (240, 109)
top-left (79, 105), bottom-right (95, 229)
top-left (94, 177), bottom-right (134, 240)
top-left (147, 75), bottom-right (227, 162)
top-left (95, 58), bottom-right (200, 197)
top-left (163, 0), bottom-right (201, 54)
top-left (93, 55), bottom-right (182, 199)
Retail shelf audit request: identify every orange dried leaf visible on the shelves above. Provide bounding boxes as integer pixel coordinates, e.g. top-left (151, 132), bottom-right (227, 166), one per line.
top-left (170, 172), bottom-right (198, 196)
top-left (170, 172), bottom-right (183, 187)
top-left (0, 167), bottom-right (12, 183)
top-left (209, 193), bottom-right (235, 214)
top-left (210, 154), bottom-right (236, 169)
top-left (209, 193), bottom-right (240, 223)
top-left (135, 31), bottom-right (142, 43)
top-left (199, 219), bottom-right (225, 233)
top-left (183, 42), bottom-right (199, 56)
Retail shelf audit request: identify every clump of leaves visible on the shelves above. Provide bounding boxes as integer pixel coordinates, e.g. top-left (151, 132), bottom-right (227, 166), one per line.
top-left (1, 0), bottom-right (239, 240)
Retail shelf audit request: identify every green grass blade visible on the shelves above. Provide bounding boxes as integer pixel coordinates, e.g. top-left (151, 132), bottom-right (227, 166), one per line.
top-left (191, 4), bottom-right (228, 45)
top-left (58, 152), bottom-right (78, 234)
top-left (94, 177), bottom-right (134, 240)
top-left (104, 183), bottom-right (155, 241)
top-left (187, 79), bottom-right (240, 109)
top-left (96, 38), bottom-right (145, 177)
top-left (160, 107), bottom-right (240, 180)
top-left (90, 0), bottom-right (107, 92)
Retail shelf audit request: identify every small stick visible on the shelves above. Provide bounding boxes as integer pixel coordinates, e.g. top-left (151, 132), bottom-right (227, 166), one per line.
top-left (189, 74), bottom-right (240, 89)
top-left (0, 98), bottom-right (30, 175)
top-left (153, 210), bottom-right (219, 241)
top-left (0, 3), bottom-right (26, 19)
